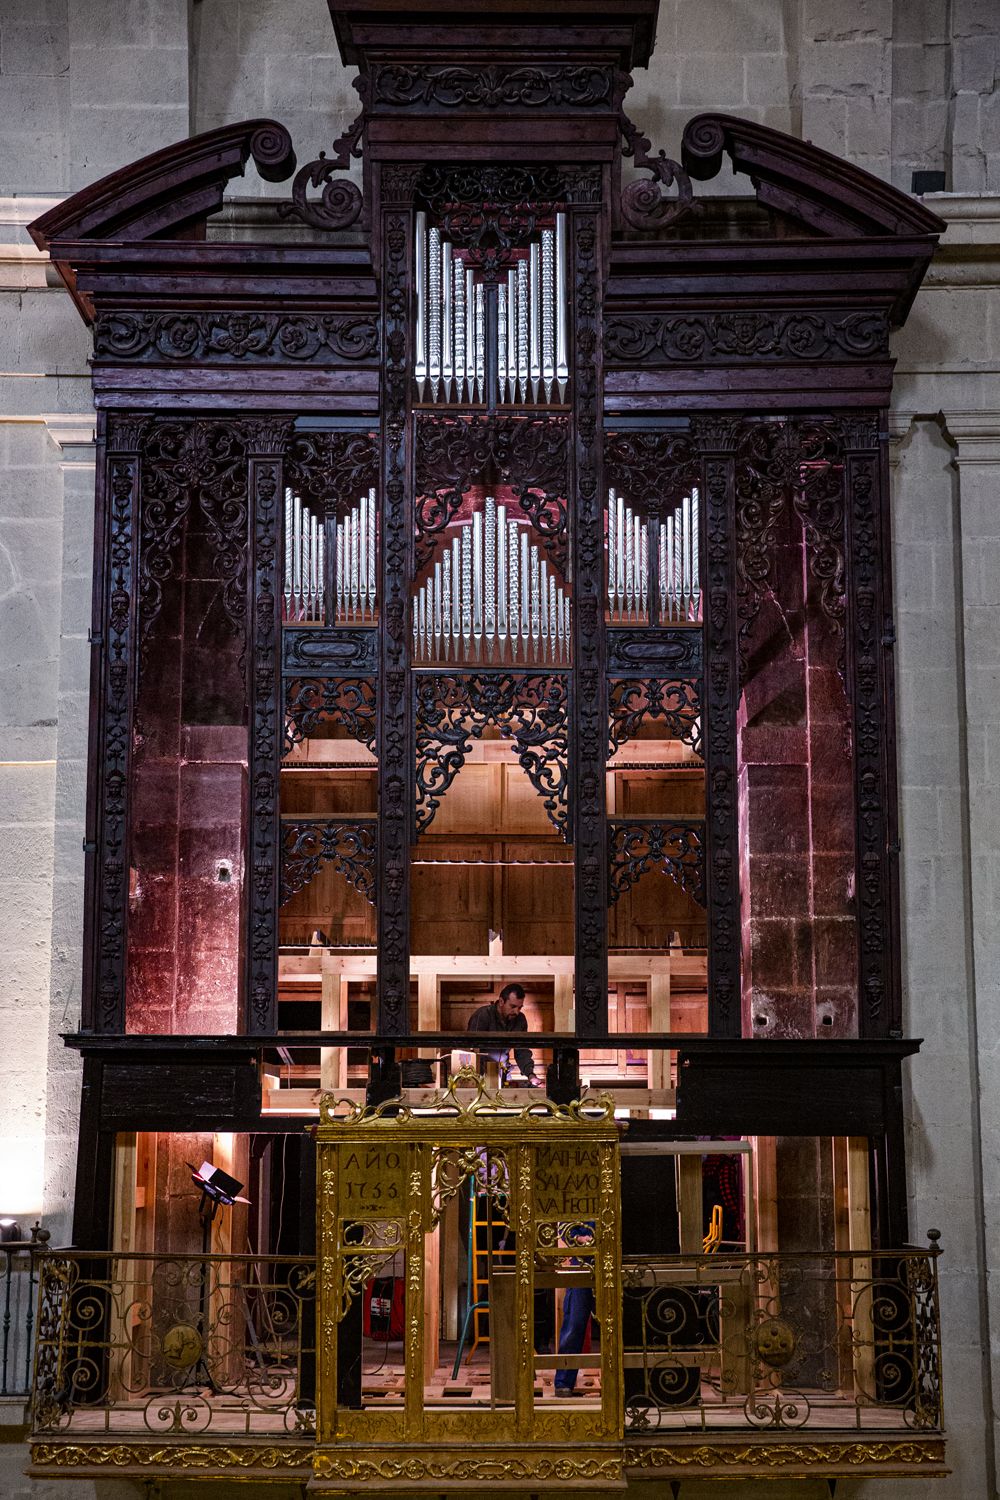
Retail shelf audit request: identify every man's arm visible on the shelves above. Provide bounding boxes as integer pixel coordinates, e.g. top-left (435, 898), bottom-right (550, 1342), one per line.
top-left (512, 1014), bottom-right (536, 1082)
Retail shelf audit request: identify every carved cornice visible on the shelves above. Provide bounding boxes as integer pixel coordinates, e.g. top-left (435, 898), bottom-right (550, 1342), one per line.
top-left (93, 311), bottom-right (379, 365)
top-left (30, 1442), bottom-right (312, 1474)
top-left (605, 311), bottom-right (890, 365)
top-left (682, 112), bottom-right (944, 241)
top-left (313, 1449), bottom-right (623, 1483)
top-left (29, 120), bottom-right (295, 250)
top-left (370, 63), bottom-right (616, 111)
top-left (625, 1438), bottom-right (947, 1473)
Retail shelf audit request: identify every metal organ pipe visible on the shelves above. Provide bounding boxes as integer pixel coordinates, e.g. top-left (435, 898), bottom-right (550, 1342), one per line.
top-left (283, 487), bottom-right (344, 625)
top-left (606, 487), bottom-right (701, 624)
top-left (412, 504), bottom-right (571, 664)
top-left (412, 214), bottom-right (569, 406)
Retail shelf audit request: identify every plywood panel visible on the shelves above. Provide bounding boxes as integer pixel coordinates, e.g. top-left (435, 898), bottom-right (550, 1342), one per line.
top-left (618, 770), bottom-right (705, 818)
top-left (411, 855), bottom-right (493, 954)
top-left (280, 769), bottom-right (377, 816)
top-left (280, 854), bottom-right (377, 949)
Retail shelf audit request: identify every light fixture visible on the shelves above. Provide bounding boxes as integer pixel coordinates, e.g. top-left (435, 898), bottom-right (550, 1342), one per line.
top-left (0, 1218), bottom-right (22, 1243)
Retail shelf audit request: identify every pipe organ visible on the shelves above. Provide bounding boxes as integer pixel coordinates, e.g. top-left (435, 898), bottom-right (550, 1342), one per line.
top-left (283, 488), bottom-right (325, 624)
top-left (606, 487), bottom-right (701, 625)
top-left (412, 496), bottom-right (570, 664)
top-left (282, 486), bottom-right (378, 626)
top-left (414, 211), bottom-right (568, 406)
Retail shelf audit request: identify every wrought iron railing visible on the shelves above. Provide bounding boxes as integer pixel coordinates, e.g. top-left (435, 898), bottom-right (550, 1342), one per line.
top-left (27, 1241), bottom-right (942, 1447)
top-left (1, 1234), bottom-right (46, 1398)
top-left (29, 1252), bottom-right (316, 1440)
top-left (621, 1240), bottom-right (943, 1435)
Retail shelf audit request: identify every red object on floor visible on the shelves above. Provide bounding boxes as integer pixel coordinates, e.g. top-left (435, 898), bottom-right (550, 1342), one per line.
top-left (364, 1276), bottom-right (405, 1339)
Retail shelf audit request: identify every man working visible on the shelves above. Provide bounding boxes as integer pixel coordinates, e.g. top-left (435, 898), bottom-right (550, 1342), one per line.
top-left (467, 983), bottom-right (539, 1086)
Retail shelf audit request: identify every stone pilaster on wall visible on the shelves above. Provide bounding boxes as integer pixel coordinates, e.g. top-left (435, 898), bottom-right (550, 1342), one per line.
top-left (0, 417), bottom-right (62, 1237)
top-left (888, 411), bottom-right (994, 1500)
top-left (40, 427), bottom-right (95, 1248)
top-left (942, 412), bottom-right (1000, 1492)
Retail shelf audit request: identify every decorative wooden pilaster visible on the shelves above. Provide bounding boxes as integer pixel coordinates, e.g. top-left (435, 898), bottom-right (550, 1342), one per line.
top-left (89, 415), bottom-right (148, 1033)
top-left (843, 413), bottom-right (900, 1039)
top-left (376, 169), bottom-right (419, 1036)
top-left (245, 420), bottom-right (292, 1035)
top-left (570, 204), bottom-right (608, 1039)
top-left (694, 417), bottom-right (742, 1038)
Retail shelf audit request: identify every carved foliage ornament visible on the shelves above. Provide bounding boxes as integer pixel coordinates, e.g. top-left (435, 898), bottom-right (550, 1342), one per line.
top-left (138, 420), bottom-right (251, 652)
top-left (604, 429), bottom-right (700, 513)
top-left (93, 312), bottom-right (379, 365)
top-left (247, 430), bottom-right (292, 1034)
top-left (735, 419), bottom-right (848, 672)
top-left (604, 311), bottom-right (890, 366)
top-left (415, 416), bottom-right (568, 572)
top-left (285, 430), bottom-right (379, 515)
top-left (371, 64), bottom-right (616, 110)
top-left (608, 678), bottom-right (702, 759)
top-left (279, 107), bottom-right (365, 231)
top-left (619, 110), bottom-right (699, 231)
top-left (608, 819), bottom-right (706, 906)
top-left (283, 676), bottom-right (377, 757)
top-left (280, 819), bottom-right (376, 905)
top-left (416, 163), bottom-right (571, 272)
top-left (414, 673), bottom-right (569, 838)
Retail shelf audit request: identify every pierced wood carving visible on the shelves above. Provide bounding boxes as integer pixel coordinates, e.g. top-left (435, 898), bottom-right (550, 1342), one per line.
top-left (413, 673), bottom-right (569, 838)
top-left (414, 415), bottom-right (569, 572)
top-left (608, 819), bottom-right (705, 905)
top-left (285, 431), bottom-right (379, 515)
top-left (138, 420), bottom-right (251, 654)
top-left (608, 678), bottom-right (702, 759)
top-left (280, 819), bottom-right (377, 904)
top-left (283, 677), bottom-right (377, 756)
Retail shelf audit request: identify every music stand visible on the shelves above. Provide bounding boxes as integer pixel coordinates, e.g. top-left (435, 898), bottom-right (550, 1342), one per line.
top-left (186, 1162), bottom-right (249, 1391)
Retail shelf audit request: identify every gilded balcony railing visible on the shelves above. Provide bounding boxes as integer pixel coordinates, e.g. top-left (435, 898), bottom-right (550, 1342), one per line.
top-left (29, 1252), bottom-right (316, 1441)
top-left (621, 1239), bottom-right (943, 1437)
top-left (26, 1239), bottom-right (943, 1480)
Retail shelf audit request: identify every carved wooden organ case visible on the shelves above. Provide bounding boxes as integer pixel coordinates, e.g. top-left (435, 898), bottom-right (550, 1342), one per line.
top-left (30, 1), bottom-right (941, 1249)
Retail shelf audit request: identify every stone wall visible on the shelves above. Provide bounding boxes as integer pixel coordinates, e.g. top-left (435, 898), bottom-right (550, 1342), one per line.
top-left (0, 2), bottom-right (998, 1496)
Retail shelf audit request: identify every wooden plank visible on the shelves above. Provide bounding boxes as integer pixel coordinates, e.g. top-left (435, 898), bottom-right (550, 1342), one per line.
top-left (648, 969), bottom-right (671, 1090)
top-left (424, 1223), bottom-right (440, 1388)
top-left (677, 1154), bottom-right (703, 1253)
top-left (753, 1136), bottom-right (778, 1253)
top-left (417, 971), bottom-right (439, 1061)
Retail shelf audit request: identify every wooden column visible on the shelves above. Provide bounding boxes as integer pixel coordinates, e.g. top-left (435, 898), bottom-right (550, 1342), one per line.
top-left (569, 198), bottom-right (608, 1040)
top-left (695, 419), bottom-right (741, 1038)
top-left (844, 415), bottom-right (900, 1039)
top-left (246, 422), bottom-right (292, 1033)
top-left (376, 173), bottom-right (418, 1036)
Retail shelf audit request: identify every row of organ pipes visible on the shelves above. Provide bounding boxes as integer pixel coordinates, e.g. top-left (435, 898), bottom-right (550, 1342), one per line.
top-left (282, 488), bottom-right (377, 625)
top-left (607, 488), bottom-right (702, 624)
top-left (414, 211), bottom-right (568, 405)
top-left (412, 497), bottom-right (571, 663)
top-left (281, 483), bottom-right (701, 635)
